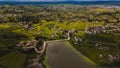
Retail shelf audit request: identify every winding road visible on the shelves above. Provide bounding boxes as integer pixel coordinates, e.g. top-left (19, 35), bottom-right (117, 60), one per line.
top-left (44, 41), bottom-right (96, 68)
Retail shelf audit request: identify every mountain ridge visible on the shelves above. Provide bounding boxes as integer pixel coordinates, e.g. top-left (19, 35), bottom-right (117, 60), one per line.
top-left (0, 1), bottom-right (120, 5)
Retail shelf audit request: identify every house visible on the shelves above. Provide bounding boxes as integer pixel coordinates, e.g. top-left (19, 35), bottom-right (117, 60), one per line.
top-left (108, 54), bottom-right (120, 62)
top-left (85, 25), bottom-right (120, 34)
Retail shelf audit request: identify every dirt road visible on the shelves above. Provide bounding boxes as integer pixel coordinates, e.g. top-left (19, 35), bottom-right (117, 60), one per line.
top-left (45, 41), bottom-right (96, 68)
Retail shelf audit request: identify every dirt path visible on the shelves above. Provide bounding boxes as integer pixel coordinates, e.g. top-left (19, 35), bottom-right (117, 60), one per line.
top-left (45, 41), bottom-right (96, 68)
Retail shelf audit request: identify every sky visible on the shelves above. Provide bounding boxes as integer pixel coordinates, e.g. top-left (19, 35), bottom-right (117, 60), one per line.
top-left (0, 0), bottom-right (120, 2)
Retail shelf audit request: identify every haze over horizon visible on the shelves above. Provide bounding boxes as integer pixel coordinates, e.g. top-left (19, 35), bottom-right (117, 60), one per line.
top-left (0, 0), bottom-right (120, 2)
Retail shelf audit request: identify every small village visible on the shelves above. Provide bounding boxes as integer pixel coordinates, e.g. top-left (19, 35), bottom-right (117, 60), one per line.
top-left (85, 24), bottom-right (120, 34)
top-left (15, 23), bottom-right (120, 68)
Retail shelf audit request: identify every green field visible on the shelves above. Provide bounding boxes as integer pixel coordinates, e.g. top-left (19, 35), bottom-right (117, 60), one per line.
top-left (0, 51), bottom-right (26, 68)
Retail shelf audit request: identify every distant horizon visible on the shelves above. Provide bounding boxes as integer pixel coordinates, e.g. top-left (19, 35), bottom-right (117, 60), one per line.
top-left (0, 1), bottom-right (120, 2)
top-left (0, 0), bottom-right (120, 2)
